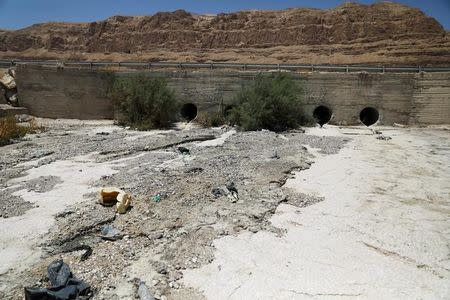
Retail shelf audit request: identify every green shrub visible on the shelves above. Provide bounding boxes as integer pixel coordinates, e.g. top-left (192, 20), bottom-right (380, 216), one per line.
top-left (109, 74), bottom-right (179, 130)
top-left (229, 73), bottom-right (311, 132)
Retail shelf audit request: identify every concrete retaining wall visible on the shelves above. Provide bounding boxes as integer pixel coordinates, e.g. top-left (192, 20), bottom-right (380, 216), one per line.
top-left (16, 66), bottom-right (450, 125)
top-left (17, 67), bottom-right (113, 119)
top-left (409, 72), bottom-right (450, 124)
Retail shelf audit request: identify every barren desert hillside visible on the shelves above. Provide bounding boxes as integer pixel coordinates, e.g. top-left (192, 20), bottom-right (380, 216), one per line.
top-left (0, 2), bottom-right (449, 65)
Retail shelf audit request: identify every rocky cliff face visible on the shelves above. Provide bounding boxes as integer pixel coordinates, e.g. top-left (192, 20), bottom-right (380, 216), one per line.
top-left (0, 2), bottom-right (449, 65)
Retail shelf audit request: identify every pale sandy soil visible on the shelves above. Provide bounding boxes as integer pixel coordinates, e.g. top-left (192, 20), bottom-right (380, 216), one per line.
top-left (183, 126), bottom-right (450, 299)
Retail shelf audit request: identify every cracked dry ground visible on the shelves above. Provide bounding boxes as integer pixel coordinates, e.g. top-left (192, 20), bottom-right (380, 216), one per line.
top-left (0, 122), bottom-right (346, 299)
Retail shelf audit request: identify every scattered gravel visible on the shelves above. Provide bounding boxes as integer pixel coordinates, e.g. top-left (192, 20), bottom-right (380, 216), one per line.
top-left (24, 176), bottom-right (63, 193)
top-left (0, 194), bottom-right (34, 218)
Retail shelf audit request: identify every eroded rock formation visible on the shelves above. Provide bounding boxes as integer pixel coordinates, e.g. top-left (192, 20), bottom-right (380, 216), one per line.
top-left (0, 2), bottom-right (449, 65)
top-left (0, 68), bottom-right (18, 106)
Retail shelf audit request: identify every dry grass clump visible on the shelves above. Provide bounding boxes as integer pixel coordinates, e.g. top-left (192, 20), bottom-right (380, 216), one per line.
top-left (0, 116), bottom-right (42, 146)
top-left (195, 111), bottom-right (227, 128)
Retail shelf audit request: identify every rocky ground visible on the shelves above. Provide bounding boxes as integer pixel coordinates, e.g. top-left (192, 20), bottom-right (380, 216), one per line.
top-left (0, 119), bottom-right (347, 299)
top-left (1, 120), bottom-right (448, 299)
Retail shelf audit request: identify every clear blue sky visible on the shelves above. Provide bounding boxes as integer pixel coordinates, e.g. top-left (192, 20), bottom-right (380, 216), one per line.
top-left (0, 0), bottom-right (449, 30)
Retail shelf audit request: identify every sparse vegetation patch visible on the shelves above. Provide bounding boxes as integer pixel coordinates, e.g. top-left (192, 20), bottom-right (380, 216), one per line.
top-left (0, 116), bottom-right (41, 146)
top-left (195, 111), bottom-right (227, 128)
top-left (109, 74), bottom-right (179, 130)
top-left (229, 73), bottom-right (312, 132)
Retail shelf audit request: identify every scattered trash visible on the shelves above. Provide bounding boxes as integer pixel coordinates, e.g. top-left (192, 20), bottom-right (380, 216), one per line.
top-left (98, 187), bottom-right (132, 213)
top-left (178, 146), bottom-right (190, 155)
top-left (393, 123), bottom-right (406, 128)
top-left (226, 182), bottom-right (239, 202)
top-left (116, 191), bottom-right (132, 214)
top-left (212, 182), bottom-right (239, 202)
top-left (98, 187), bottom-right (122, 206)
top-left (211, 188), bottom-right (224, 198)
top-left (138, 280), bottom-right (155, 300)
top-left (377, 135), bottom-right (392, 141)
top-left (96, 132), bottom-right (110, 136)
top-left (226, 182), bottom-right (238, 194)
top-left (73, 244), bottom-right (93, 261)
top-left (152, 194), bottom-right (162, 203)
top-left (24, 260), bottom-right (91, 300)
top-left (100, 225), bottom-right (124, 241)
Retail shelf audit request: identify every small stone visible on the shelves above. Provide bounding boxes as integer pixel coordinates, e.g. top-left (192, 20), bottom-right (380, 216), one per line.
top-left (157, 266), bottom-right (168, 275)
top-left (174, 271), bottom-right (183, 280)
top-left (150, 232), bottom-right (164, 239)
top-left (249, 226), bottom-right (259, 233)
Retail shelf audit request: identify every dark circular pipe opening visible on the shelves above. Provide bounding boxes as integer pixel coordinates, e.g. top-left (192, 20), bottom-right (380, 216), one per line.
top-left (180, 103), bottom-right (198, 121)
top-left (313, 105), bottom-right (332, 127)
top-left (359, 107), bottom-right (379, 126)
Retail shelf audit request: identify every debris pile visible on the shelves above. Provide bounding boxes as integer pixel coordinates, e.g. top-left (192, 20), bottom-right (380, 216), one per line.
top-left (212, 182), bottom-right (239, 202)
top-left (24, 260), bottom-right (91, 300)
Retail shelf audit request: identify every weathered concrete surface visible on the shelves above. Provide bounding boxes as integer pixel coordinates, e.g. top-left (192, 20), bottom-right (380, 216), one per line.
top-left (183, 126), bottom-right (450, 299)
top-left (16, 66), bottom-right (450, 125)
top-left (16, 67), bottom-right (113, 119)
top-left (410, 73), bottom-right (450, 124)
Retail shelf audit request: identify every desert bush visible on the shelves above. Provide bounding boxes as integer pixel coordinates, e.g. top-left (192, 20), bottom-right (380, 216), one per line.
top-left (195, 111), bottom-right (227, 128)
top-left (0, 116), bottom-right (41, 146)
top-left (229, 73), bottom-right (311, 132)
top-left (109, 74), bottom-right (179, 130)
